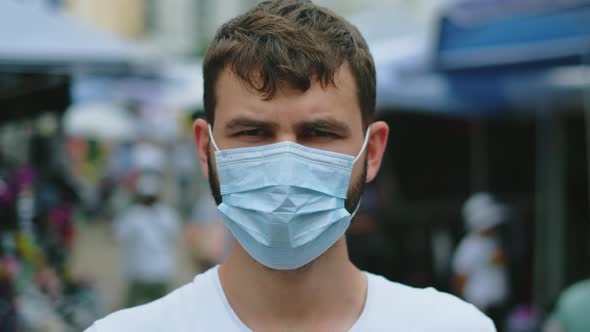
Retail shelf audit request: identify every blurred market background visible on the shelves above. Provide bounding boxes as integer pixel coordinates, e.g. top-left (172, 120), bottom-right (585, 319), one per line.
top-left (1, 0), bottom-right (590, 331)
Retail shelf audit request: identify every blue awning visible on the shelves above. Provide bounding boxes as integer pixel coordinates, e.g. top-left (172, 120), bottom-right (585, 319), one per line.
top-left (429, 0), bottom-right (590, 112)
top-left (436, 0), bottom-right (590, 71)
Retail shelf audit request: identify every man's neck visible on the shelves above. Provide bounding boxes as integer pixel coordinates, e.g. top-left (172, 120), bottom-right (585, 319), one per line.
top-left (218, 238), bottom-right (367, 331)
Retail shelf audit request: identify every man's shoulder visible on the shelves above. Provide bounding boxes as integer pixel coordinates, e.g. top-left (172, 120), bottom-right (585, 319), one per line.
top-left (366, 273), bottom-right (496, 331)
top-left (85, 269), bottom-right (217, 332)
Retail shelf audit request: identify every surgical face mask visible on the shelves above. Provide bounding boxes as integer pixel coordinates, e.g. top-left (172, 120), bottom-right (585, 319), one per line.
top-left (209, 125), bottom-right (370, 270)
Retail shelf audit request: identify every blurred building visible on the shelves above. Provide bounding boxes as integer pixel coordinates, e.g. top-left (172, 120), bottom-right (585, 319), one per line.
top-left (62, 0), bottom-right (447, 57)
top-left (65, 0), bottom-right (144, 39)
top-left (64, 0), bottom-right (258, 57)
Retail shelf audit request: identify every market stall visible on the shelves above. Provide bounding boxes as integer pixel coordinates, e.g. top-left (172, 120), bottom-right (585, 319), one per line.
top-left (371, 0), bottom-right (590, 313)
top-left (0, 2), bottom-right (144, 330)
top-left (434, 0), bottom-right (590, 309)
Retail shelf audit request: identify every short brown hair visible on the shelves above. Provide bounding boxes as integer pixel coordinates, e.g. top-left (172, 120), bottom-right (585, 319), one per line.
top-left (203, 0), bottom-right (376, 128)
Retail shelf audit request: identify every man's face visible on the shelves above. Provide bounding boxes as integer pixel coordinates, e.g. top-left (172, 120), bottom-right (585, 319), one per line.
top-left (206, 63), bottom-right (368, 210)
top-left (194, 63), bottom-right (388, 213)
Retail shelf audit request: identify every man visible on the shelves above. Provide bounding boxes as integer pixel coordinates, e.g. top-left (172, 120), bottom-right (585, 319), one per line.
top-left (113, 171), bottom-right (180, 307)
top-left (452, 192), bottom-right (510, 324)
top-left (86, 1), bottom-right (495, 330)
top-left (185, 192), bottom-right (233, 271)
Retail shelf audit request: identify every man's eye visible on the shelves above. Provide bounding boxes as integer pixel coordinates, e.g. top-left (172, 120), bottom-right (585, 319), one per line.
top-left (303, 129), bottom-right (337, 138)
top-left (237, 129), bottom-right (266, 136)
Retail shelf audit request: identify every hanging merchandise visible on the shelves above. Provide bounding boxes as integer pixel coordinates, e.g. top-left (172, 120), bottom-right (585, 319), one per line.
top-left (16, 167), bottom-right (36, 241)
top-left (0, 117), bottom-right (104, 330)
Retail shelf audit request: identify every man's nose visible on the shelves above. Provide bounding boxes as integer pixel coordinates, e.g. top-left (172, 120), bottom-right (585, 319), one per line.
top-left (275, 131), bottom-right (298, 144)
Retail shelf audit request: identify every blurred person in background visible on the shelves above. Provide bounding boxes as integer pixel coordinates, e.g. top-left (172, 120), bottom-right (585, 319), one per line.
top-left (503, 304), bottom-right (543, 332)
top-left (101, 141), bottom-right (166, 220)
top-left (87, 1), bottom-right (495, 330)
top-left (544, 278), bottom-right (590, 332)
top-left (453, 192), bottom-right (510, 325)
top-left (102, 141), bottom-right (135, 219)
top-left (173, 127), bottom-right (199, 220)
top-left (112, 171), bottom-right (180, 307)
top-left (184, 193), bottom-right (232, 272)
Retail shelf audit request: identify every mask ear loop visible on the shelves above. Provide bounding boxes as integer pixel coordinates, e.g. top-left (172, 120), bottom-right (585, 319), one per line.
top-left (208, 124), bottom-right (221, 151)
top-left (350, 199), bottom-right (362, 219)
top-left (353, 127), bottom-right (371, 164)
top-left (350, 128), bottom-right (371, 217)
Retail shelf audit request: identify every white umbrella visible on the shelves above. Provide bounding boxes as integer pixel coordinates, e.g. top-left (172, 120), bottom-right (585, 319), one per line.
top-left (64, 103), bottom-right (137, 141)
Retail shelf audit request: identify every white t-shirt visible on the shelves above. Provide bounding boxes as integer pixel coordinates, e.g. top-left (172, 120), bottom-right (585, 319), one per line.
top-left (452, 233), bottom-right (508, 310)
top-left (86, 266), bottom-right (495, 331)
top-left (113, 203), bottom-right (180, 282)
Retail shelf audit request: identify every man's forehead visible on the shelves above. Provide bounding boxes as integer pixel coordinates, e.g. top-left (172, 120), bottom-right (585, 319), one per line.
top-left (217, 62), bottom-right (357, 99)
top-left (213, 63), bottom-right (362, 132)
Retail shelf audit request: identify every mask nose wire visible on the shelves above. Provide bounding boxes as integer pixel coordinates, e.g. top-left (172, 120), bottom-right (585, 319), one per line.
top-left (353, 127), bottom-right (371, 164)
top-left (208, 124), bottom-right (221, 151)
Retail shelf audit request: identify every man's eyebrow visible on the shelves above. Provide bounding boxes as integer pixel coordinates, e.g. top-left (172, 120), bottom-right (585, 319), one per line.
top-left (300, 118), bottom-right (351, 135)
top-left (224, 117), bottom-right (277, 131)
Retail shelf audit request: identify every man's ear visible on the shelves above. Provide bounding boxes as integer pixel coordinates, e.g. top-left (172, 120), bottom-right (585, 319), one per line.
top-left (193, 118), bottom-right (212, 179)
top-left (365, 121), bottom-right (389, 183)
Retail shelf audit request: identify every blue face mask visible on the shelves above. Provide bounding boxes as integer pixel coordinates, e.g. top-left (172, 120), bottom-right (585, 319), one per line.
top-left (209, 125), bottom-right (370, 270)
